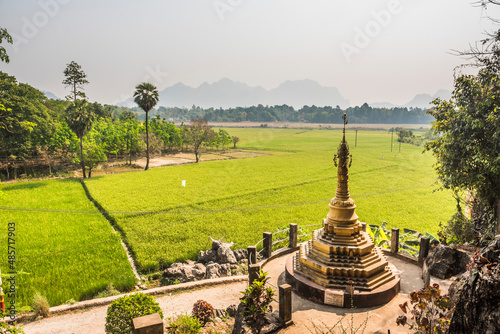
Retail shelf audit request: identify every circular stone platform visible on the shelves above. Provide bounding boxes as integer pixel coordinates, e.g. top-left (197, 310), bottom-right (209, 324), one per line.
top-left (285, 253), bottom-right (401, 308)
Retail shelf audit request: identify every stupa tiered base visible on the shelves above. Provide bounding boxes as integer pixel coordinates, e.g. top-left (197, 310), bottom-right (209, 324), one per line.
top-left (285, 251), bottom-right (400, 308)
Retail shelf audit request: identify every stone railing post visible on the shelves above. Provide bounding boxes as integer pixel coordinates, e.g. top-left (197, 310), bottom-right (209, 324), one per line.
top-left (247, 246), bottom-right (257, 266)
top-left (248, 264), bottom-right (261, 285)
top-left (391, 228), bottom-right (399, 254)
top-left (263, 232), bottom-right (272, 258)
top-left (418, 236), bottom-right (430, 265)
top-left (289, 224), bottom-right (298, 248)
top-left (279, 284), bottom-right (293, 327)
top-left (361, 222), bottom-right (367, 233)
top-left (133, 313), bottom-right (164, 334)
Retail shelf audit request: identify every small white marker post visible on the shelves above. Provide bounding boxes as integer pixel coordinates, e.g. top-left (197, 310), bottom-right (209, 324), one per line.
top-left (181, 180), bottom-right (186, 187)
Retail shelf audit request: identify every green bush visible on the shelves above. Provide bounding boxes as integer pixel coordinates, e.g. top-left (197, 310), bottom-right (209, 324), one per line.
top-left (167, 314), bottom-right (202, 334)
top-left (31, 292), bottom-right (50, 318)
top-left (105, 293), bottom-right (163, 334)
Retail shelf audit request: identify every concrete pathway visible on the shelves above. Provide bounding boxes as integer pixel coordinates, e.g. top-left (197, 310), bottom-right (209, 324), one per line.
top-left (22, 252), bottom-right (455, 334)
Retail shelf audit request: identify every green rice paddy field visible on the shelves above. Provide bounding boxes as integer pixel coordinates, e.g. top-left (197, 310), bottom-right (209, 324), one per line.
top-left (0, 127), bottom-right (456, 307)
top-left (86, 128), bottom-right (455, 271)
top-left (0, 179), bottom-right (135, 307)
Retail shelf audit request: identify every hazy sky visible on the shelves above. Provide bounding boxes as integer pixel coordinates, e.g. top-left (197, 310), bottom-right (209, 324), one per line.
top-left (0, 0), bottom-right (498, 107)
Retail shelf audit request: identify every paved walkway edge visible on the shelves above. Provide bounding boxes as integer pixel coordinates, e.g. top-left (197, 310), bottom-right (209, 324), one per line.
top-left (10, 275), bottom-right (248, 322)
top-left (50, 275), bottom-right (248, 315)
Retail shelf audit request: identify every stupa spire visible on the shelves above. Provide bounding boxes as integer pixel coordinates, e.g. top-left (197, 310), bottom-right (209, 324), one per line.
top-left (327, 112), bottom-right (357, 224)
top-left (333, 112), bottom-right (351, 202)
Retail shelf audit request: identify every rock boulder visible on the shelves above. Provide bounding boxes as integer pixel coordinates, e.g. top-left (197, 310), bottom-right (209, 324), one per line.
top-left (218, 246), bottom-right (237, 264)
top-left (233, 248), bottom-right (248, 262)
top-left (424, 244), bottom-right (471, 279)
top-left (448, 236), bottom-right (500, 334)
top-left (163, 262), bottom-right (206, 283)
top-left (206, 263), bottom-right (222, 279)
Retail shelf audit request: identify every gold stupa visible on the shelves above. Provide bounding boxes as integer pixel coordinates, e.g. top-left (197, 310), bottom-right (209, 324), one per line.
top-left (286, 113), bottom-right (399, 307)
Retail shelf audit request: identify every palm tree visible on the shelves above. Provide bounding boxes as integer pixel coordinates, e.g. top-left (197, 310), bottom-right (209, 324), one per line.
top-left (65, 99), bottom-right (95, 178)
top-left (133, 82), bottom-right (159, 170)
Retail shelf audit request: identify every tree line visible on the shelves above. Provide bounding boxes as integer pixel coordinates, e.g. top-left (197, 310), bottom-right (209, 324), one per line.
top-left (0, 67), bottom-right (237, 180)
top-left (150, 103), bottom-right (433, 124)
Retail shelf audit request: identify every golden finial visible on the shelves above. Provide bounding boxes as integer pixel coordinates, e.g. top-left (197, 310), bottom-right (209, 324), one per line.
top-left (342, 112), bottom-right (348, 140)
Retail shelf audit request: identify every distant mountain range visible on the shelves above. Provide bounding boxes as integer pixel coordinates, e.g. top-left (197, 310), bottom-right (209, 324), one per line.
top-left (118, 78), bottom-right (351, 109)
top-left (42, 79), bottom-right (452, 110)
top-left (369, 89), bottom-right (452, 109)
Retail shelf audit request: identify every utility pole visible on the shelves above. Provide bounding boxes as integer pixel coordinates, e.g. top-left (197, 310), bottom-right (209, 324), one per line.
top-left (391, 129), bottom-right (393, 152)
top-left (355, 129), bottom-right (358, 147)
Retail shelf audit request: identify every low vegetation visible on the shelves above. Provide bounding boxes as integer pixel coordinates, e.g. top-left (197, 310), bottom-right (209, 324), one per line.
top-left (240, 269), bottom-right (275, 334)
top-left (396, 284), bottom-right (450, 334)
top-left (31, 292), bottom-right (50, 318)
top-left (167, 314), bottom-right (203, 334)
top-left (192, 300), bottom-right (215, 325)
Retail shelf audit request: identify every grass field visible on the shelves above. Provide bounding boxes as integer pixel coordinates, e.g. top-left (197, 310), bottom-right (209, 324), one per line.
top-left (84, 128), bottom-right (455, 273)
top-left (0, 179), bottom-right (136, 307)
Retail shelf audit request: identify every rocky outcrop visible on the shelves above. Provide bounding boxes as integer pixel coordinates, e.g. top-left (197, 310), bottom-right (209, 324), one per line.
top-left (163, 262), bottom-right (207, 283)
top-left (198, 249), bottom-right (218, 263)
top-left (163, 240), bottom-right (247, 283)
top-left (447, 236), bottom-right (500, 334)
top-left (424, 244), bottom-right (471, 279)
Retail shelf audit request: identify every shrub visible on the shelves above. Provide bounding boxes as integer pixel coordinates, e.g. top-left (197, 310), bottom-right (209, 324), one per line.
top-left (240, 269), bottom-right (275, 334)
top-left (167, 314), bottom-right (202, 334)
top-left (105, 293), bottom-right (163, 334)
top-left (31, 292), bottom-right (50, 318)
top-left (192, 300), bottom-right (214, 325)
top-left (396, 284), bottom-right (450, 334)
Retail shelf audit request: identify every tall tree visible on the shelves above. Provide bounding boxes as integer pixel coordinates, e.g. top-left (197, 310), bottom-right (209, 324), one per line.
top-left (184, 119), bottom-right (216, 163)
top-left (133, 82), bottom-right (159, 170)
top-left (65, 100), bottom-right (95, 178)
top-left (425, 50), bottom-right (500, 237)
top-left (0, 26), bottom-right (13, 64)
top-left (232, 136), bottom-right (240, 149)
top-left (62, 61), bottom-right (89, 102)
